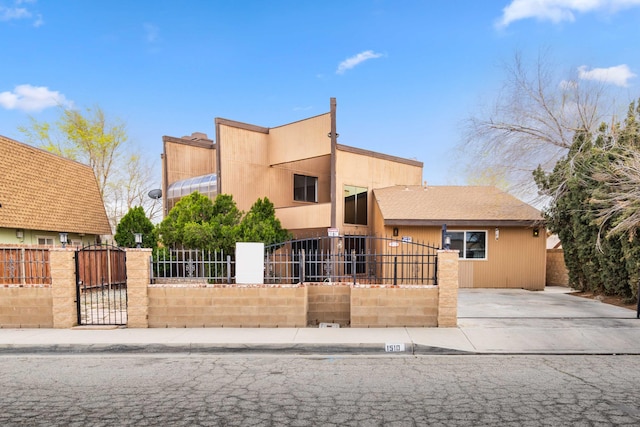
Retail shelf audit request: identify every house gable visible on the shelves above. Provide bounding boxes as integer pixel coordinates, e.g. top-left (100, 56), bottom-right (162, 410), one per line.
top-left (0, 135), bottom-right (111, 235)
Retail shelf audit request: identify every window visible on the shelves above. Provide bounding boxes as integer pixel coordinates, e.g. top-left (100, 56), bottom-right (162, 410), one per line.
top-left (37, 237), bottom-right (54, 246)
top-left (344, 185), bottom-right (367, 225)
top-left (448, 231), bottom-right (487, 259)
top-left (294, 174), bottom-right (317, 203)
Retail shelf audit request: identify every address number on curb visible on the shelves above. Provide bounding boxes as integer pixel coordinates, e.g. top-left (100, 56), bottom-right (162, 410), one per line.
top-left (385, 343), bottom-right (406, 352)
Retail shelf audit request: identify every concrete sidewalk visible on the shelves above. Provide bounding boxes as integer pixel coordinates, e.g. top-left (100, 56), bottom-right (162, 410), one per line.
top-left (1, 287), bottom-right (639, 355)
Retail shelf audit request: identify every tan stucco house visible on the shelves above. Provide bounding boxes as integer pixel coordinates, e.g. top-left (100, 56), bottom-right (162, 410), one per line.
top-left (161, 98), bottom-right (546, 289)
top-left (0, 135), bottom-right (112, 246)
top-left (162, 98), bottom-right (423, 237)
top-left (373, 185), bottom-right (546, 289)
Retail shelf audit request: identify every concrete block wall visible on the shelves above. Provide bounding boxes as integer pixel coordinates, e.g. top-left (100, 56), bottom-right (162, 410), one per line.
top-left (125, 249), bottom-right (151, 328)
top-left (351, 286), bottom-right (439, 327)
top-left (546, 249), bottom-right (569, 286)
top-left (436, 250), bottom-right (459, 327)
top-left (148, 285), bottom-right (308, 327)
top-left (0, 287), bottom-right (53, 328)
top-left (2, 246), bottom-right (460, 329)
top-left (50, 249), bottom-right (77, 328)
top-left (307, 284), bottom-right (351, 326)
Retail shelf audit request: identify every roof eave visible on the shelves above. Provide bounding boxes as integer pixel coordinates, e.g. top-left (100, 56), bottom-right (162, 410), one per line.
top-left (384, 219), bottom-right (545, 227)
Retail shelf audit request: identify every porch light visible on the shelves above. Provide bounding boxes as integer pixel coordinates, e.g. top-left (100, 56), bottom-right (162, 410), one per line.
top-left (495, 228), bottom-right (500, 240)
top-left (16, 229), bottom-right (24, 239)
top-left (134, 233), bottom-right (143, 248)
top-left (59, 232), bottom-right (68, 248)
top-left (444, 236), bottom-right (451, 250)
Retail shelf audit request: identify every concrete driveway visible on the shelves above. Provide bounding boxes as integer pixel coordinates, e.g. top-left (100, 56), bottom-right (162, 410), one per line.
top-left (448, 286), bottom-right (640, 354)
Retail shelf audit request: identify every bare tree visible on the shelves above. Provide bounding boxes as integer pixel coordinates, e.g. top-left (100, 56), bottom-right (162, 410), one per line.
top-left (462, 50), bottom-right (607, 201)
top-left (106, 153), bottom-right (161, 229)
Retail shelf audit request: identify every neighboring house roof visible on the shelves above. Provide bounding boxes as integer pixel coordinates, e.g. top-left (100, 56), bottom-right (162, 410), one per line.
top-left (373, 185), bottom-right (543, 227)
top-left (0, 135), bottom-right (112, 235)
top-left (546, 233), bottom-right (562, 249)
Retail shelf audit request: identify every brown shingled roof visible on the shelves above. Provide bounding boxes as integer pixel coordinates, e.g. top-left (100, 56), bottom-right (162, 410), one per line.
top-left (373, 185), bottom-right (543, 226)
top-left (0, 135), bottom-right (112, 235)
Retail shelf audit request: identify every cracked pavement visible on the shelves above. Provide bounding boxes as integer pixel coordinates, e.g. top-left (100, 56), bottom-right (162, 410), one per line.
top-left (1, 354), bottom-right (639, 426)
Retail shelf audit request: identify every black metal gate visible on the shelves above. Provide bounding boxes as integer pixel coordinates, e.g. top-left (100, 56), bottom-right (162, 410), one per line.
top-left (265, 235), bottom-right (438, 285)
top-left (75, 244), bottom-right (127, 326)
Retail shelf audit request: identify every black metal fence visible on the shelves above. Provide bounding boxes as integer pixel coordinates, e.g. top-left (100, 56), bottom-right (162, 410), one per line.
top-left (151, 248), bottom-right (235, 284)
top-left (265, 235), bottom-right (439, 285)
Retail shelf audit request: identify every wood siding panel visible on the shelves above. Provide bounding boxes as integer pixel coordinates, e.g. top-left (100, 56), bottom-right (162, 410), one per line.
top-left (268, 156), bottom-right (331, 207)
top-left (219, 125), bottom-right (270, 211)
top-left (268, 114), bottom-right (331, 165)
top-left (375, 225), bottom-right (545, 290)
top-left (276, 204), bottom-right (332, 231)
top-left (336, 150), bottom-right (423, 234)
top-left (165, 141), bottom-right (216, 185)
top-left (458, 262), bottom-right (474, 288)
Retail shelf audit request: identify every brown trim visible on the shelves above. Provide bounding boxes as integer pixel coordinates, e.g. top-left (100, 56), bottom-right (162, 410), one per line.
top-left (215, 117), bottom-right (269, 134)
top-left (161, 135), bottom-right (215, 150)
top-left (336, 144), bottom-right (423, 168)
top-left (384, 219), bottom-right (544, 227)
top-left (162, 141), bottom-right (168, 217)
top-left (330, 98), bottom-right (337, 228)
top-left (215, 120), bottom-right (222, 195)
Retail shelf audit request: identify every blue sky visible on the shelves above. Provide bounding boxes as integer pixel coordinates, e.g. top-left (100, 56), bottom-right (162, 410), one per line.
top-left (1, 0), bottom-right (640, 186)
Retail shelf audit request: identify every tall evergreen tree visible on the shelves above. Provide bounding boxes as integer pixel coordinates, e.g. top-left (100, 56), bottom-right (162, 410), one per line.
top-left (114, 206), bottom-right (156, 248)
top-left (536, 100), bottom-right (640, 299)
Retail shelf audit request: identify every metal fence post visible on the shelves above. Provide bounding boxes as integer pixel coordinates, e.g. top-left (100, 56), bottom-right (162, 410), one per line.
top-left (352, 249), bottom-right (356, 286)
top-left (226, 255), bottom-right (231, 284)
top-left (636, 281), bottom-right (639, 319)
top-left (393, 256), bottom-right (398, 286)
top-left (300, 249), bottom-right (306, 284)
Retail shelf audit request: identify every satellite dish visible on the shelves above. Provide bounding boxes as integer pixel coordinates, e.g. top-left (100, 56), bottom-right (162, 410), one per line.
top-left (148, 189), bottom-right (162, 200)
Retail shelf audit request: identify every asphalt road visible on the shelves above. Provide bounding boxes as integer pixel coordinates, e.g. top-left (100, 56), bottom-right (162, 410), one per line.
top-left (1, 354), bottom-right (639, 426)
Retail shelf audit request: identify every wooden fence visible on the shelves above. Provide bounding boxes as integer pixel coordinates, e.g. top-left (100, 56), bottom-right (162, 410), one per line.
top-left (0, 247), bottom-right (51, 285)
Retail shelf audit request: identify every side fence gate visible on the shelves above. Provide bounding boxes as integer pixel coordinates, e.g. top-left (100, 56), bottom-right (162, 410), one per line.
top-left (75, 244), bottom-right (127, 326)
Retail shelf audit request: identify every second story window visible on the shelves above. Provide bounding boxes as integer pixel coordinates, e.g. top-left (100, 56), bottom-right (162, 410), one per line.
top-left (294, 174), bottom-right (318, 203)
top-left (344, 185), bottom-right (368, 225)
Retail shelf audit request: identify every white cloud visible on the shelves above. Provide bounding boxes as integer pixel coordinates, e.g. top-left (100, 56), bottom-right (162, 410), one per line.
top-left (496, 0), bottom-right (640, 28)
top-left (0, 0), bottom-right (42, 27)
top-left (144, 23), bottom-right (159, 43)
top-left (578, 64), bottom-right (636, 86)
top-left (0, 5), bottom-right (30, 21)
top-left (0, 84), bottom-right (71, 112)
top-left (336, 50), bottom-right (384, 74)
top-left (32, 13), bottom-right (43, 27)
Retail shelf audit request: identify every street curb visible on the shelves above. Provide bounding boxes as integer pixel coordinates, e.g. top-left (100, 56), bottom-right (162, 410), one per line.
top-left (2, 344), bottom-right (639, 355)
top-left (0, 343), bottom-right (418, 355)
